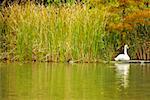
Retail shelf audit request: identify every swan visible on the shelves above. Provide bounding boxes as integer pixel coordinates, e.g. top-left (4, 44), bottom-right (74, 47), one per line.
top-left (114, 45), bottom-right (130, 61)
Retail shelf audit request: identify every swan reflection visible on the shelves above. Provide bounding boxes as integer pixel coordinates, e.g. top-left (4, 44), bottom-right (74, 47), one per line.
top-left (115, 63), bottom-right (130, 88)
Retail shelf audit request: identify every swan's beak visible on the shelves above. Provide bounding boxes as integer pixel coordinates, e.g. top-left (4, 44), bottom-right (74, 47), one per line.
top-left (127, 46), bottom-right (129, 49)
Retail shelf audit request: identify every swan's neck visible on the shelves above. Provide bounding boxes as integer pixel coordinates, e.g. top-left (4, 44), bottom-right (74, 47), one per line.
top-left (124, 47), bottom-right (128, 55)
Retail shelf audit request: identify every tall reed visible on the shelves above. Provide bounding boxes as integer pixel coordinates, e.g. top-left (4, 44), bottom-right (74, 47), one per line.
top-left (0, 3), bottom-right (107, 62)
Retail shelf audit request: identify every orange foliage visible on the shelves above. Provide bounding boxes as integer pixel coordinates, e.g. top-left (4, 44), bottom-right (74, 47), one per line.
top-left (118, 0), bottom-right (143, 5)
top-left (118, 0), bottom-right (143, 3)
top-left (110, 9), bottom-right (150, 32)
top-left (124, 9), bottom-right (150, 21)
top-left (111, 23), bottom-right (133, 31)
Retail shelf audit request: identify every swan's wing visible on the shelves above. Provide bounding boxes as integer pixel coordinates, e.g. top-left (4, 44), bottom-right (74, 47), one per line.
top-left (115, 54), bottom-right (125, 61)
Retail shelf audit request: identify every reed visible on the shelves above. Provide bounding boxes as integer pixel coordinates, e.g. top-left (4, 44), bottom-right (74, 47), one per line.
top-left (0, 3), bottom-right (108, 62)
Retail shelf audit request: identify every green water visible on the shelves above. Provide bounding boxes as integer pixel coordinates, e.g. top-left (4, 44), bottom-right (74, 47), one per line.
top-left (0, 63), bottom-right (150, 100)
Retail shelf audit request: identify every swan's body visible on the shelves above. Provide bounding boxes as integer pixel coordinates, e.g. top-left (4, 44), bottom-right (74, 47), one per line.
top-left (115, 54), bottom-right (130, 61)
top-left (115, 45), bottom-right (130, 61)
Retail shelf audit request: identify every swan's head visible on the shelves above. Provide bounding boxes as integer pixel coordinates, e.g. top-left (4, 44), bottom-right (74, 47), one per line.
top-left (124, 45), bottom-right (129, 49)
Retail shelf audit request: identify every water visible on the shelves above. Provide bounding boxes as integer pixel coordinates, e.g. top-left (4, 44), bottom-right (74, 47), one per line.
top-left (0, 63), bottom-right (150, 100)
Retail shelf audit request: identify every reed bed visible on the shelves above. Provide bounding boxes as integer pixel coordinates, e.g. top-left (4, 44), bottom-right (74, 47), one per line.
top-left (0, 3), bottom-right (108, 62)
top-left (1, 1), bottom-right (149, 62)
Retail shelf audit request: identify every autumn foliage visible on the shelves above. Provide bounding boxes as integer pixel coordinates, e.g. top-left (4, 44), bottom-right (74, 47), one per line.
top-left (108, 0), bottom-right (150, 60)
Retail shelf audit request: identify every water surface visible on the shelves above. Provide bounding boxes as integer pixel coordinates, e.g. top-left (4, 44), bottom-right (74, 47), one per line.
top-left (0, 63), bottom-right (150, 100)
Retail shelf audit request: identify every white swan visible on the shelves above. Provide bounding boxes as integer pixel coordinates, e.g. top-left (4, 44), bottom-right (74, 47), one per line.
top-left (115, 45), bottom-right (130, 61)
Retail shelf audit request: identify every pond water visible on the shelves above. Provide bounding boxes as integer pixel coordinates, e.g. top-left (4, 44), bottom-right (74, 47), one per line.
top-left (0, 63), bottom-right (150, 100)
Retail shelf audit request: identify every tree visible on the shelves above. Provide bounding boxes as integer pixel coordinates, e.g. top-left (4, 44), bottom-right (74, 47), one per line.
top-left (107, 0), bottom-right (150, 60)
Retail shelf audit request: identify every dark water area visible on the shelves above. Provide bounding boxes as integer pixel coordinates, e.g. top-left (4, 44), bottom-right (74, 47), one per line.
top-left (0, 63), bottom-right (150, 100)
